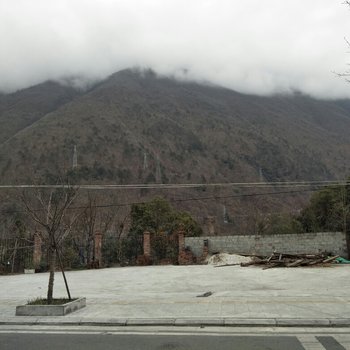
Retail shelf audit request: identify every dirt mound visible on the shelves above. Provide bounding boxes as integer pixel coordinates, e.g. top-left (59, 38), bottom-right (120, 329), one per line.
top-left (206, 253), bottom-right (252, 266)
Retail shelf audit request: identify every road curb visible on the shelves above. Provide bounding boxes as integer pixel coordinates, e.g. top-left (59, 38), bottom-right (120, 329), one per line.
top-left (1, 317), bottom-right (350, 327)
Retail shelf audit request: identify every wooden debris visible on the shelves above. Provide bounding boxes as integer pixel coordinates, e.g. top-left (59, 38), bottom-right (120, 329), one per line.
top-left (240, 252), bottom-right (340, 269)
top-left (286, 259), bottom-right (304, 267)
top-left (322, 255), bottom-right (339, 263)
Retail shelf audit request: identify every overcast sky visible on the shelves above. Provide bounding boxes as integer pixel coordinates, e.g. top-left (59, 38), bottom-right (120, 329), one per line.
top-left (1, 0), bottom-right (350, 98)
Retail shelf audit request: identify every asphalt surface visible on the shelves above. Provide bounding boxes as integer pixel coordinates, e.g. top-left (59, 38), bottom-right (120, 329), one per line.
top-left (1, 332), bottom-right (350, 350)
top-left (0, 333), bottom-right (316, 350)
top-left (2, 325), bottom-right (350, 349)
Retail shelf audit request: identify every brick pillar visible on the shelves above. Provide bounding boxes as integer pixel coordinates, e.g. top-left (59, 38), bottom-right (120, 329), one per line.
top-left (143, 231), bottom-right (151, 258)
top-left (33, 233), bottom-right (42, 268)
top-left (94, 231), bottom-right (103, 268)
top-left (177, 229), bottom-right (188, 265)
top-left (178, 231), bottom-right (185, 252)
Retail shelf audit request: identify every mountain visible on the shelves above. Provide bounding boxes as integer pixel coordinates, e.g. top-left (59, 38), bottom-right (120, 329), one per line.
top-left (1, 69), bottom-right (350, 234)
top-left (0, 81), bottom-right (80, 146)
top-left (1, 69), bottom-right (349, 185)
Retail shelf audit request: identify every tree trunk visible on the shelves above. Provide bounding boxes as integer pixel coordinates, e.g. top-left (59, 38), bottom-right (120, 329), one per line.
top-left (86, 233), bottom-right (92, 265)
top-left (47, 246), bottom-right (56, 304)
top-left (11, 239), bottom-right (18, 273)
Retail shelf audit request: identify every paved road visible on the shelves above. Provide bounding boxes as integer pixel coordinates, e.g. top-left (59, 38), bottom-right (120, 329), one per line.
top-left (0, 333), bottom-right (307, 350)
top-left (1, 327), bottom-right (349, 350)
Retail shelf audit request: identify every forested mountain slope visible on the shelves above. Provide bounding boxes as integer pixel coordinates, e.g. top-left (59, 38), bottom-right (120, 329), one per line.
top-left (0, 69), bottom-right (349, 185)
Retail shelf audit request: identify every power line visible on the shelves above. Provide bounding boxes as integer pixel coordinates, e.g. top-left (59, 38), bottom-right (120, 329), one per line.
top-left (164, 188), bottom-right (319, 204)
top-left (0, 187), bottom-right (324, 215)
top-left (0, 179), bottom-right (349, 190)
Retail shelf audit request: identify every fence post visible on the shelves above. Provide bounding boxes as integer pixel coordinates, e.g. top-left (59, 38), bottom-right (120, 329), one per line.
top-left (143, 231), bottom-right (151, 258)
top-left (178, 231), bottom-right (185, 252)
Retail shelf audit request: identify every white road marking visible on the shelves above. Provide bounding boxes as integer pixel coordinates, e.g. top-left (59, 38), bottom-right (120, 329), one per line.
top-left (334, 335), bottom-right (350, 350)
top-left (297, 336), bottom-right (327, 350)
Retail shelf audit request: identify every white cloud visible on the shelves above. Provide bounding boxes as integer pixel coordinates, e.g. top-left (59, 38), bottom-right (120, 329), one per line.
top-left (0, 0), bottom-right (350, 98)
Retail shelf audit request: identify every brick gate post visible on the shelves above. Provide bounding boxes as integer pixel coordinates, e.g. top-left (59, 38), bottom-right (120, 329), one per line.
top-left (143, 231), bottom-right (151, 258)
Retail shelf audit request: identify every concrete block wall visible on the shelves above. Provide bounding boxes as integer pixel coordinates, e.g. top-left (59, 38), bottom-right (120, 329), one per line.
top-left (185, 232), bottom-right (347, 257)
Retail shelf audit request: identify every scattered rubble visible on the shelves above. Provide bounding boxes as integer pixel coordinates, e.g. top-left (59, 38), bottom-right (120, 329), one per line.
top-left (196, 291), bottom-right (213, 297)
top-left (206, 252), bottom-right (344, 269)
top-left (240, 252), bottom-right (340, 269)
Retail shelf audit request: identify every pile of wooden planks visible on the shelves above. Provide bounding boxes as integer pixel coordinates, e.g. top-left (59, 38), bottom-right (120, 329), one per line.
top-left (240, 252), bottom-right (339, 269)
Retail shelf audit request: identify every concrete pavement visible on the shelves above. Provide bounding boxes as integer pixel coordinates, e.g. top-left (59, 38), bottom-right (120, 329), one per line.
top-left (1, 265), bottom-right (350, 327)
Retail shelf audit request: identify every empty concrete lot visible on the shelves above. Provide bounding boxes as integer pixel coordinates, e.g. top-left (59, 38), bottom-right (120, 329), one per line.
top-left (1, 265), bottom-right (350, 320)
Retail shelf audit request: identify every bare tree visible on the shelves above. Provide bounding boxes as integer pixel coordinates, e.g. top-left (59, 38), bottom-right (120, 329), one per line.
top-left (21, 184), bottom-right (79, 304)
top-left (73, 193), bottom-right (120, 266)
top-left (336, 2), bottom-right (350, 81)
top-left (74, 193), bottom-right (97, 265)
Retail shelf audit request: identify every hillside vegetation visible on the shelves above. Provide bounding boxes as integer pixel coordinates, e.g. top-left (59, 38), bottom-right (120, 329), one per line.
top-left (1, 69), bottom-right (350, 234)
top-left (0, 69), bottom-right (349, 185)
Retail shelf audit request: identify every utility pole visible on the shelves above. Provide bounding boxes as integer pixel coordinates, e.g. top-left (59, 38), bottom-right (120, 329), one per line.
top-left (72, 145), bottom-right (78, 169)
top-left (156, 155), bottom-right (162, 184)
top-left (223, 205), bottom-right (228, 224)
top-left (259, 167), bottom-right (264, 182)
top-left (143, 152), bottom-right (148, 171)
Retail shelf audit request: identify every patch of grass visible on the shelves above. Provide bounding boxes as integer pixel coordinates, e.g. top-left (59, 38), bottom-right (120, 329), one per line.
top-left (27, 297), bottom-right (77, 305)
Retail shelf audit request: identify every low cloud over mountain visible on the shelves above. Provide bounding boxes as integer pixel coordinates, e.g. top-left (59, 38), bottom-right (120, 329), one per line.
top-left (1, 0), bottom-right (350, 98)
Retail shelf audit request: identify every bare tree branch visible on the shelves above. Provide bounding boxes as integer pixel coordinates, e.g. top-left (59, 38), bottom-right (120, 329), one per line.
top-left (20, 181), bottom-right (79, 304)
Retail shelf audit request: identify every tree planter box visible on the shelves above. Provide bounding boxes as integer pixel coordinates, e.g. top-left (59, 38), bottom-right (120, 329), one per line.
top-left (16, 297), bottom-right (86, 316)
